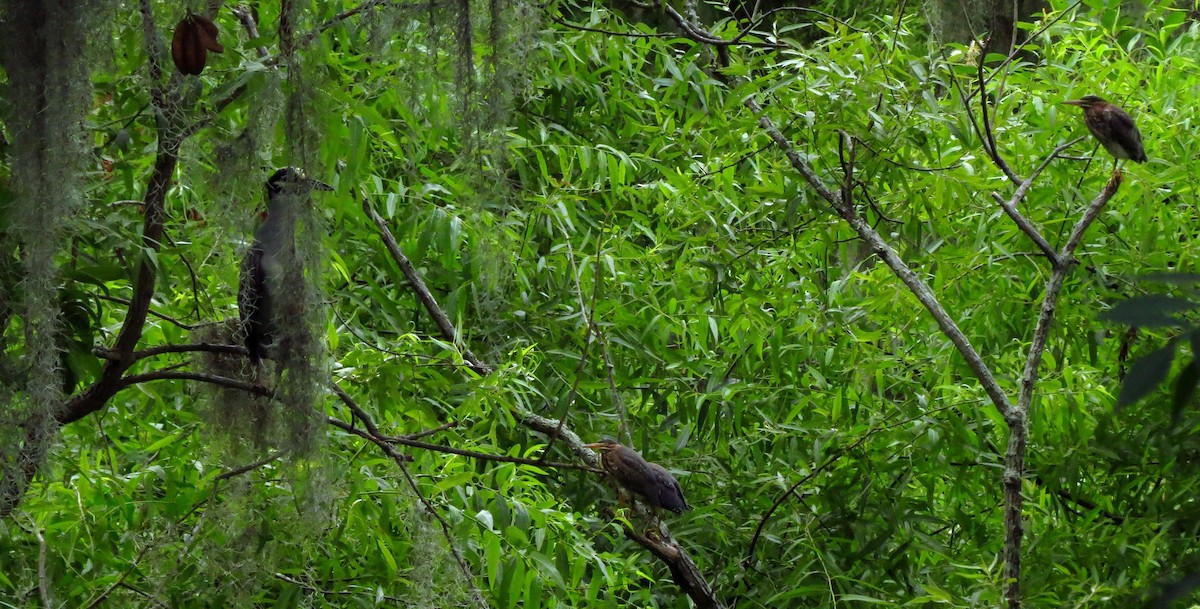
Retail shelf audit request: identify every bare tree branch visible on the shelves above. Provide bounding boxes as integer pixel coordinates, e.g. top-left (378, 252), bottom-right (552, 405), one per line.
top-left (361, 194), bottom-right (492, 376)
top-left (94, 341), bottom-right (247, 362)
top-left (324, 392), bottom-right (599, 472)
top-left (990, 137), bottom-right (1085, 264)
top-left (1002, 175), bottom-right (1121, 608)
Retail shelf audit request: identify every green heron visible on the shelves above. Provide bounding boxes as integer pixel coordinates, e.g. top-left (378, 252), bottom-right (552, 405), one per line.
top-left (238, 168), bottom-right (331, 363)
top-left (583, 438), bottom-right (690, 514)
top-left (1063, 95), bottom-right (1147, 165)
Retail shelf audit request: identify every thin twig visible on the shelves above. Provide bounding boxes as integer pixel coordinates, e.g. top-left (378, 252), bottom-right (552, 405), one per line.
top-left (272, 572), bottom-right (406, 602)
top-left (82, 539), bottom-right (158, 609)
top-left (977, 49), bottom-right (1020, 186)
top-left (94, 294), bottom-right (198, 330)
top-left (542, 223), bottom-right (599, 455)
top-left (327, 383), bottom-right (487, 608)
top-left (213, 452), bottom-right (284, 483)
top-left (968, 0), bottom-right (1087, 101)
top-left (403, 420), bottom-right (461, 440)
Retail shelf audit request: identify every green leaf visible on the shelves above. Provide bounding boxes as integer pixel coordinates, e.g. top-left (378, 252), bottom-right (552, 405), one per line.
top-left (839, 593), bottom-right (891, 604)
top-left (375, 538), bottom-right (398, 575)
top-left (527, 551), bottom-right (566, 590)
top-left (1172, 358), bottom-right (1200, 423)
top-left (1101, 295), bottom-right (1196, 328)
top-left (1117, 342), bottom-right (1178, 410)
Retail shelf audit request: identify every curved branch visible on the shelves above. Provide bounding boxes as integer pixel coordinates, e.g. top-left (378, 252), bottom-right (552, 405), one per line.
top-left (94, 341), bottom-right (247, 362)
top-left (117, 370), bottom-right (273, 397)
top-left (94, 294), bottom-right (198, 330)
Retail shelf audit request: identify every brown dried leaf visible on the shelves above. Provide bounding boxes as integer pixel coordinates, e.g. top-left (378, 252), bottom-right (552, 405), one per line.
top-left (191, 14), bottom-right (224, 54)
top-left (171, 18), bottom-right (206, 76)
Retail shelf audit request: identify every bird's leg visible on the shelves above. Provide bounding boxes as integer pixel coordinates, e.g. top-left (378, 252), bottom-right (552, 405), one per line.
top-left (1108, 161), bottom-right (1124, 189)
top-left (642, 511), bottom-right (666, 538)
top-left (598, 480), bottom-right (631, 518)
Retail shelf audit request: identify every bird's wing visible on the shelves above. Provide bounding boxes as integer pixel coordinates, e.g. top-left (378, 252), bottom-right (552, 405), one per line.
top-left (647, 462), bottom-right (689, 513)
top-left (610, 451), bottom-right (657, 494)
top-left (1105, 106), bottom-right (1146, 162)
top-left (239, 244), bottom-right (267, 362)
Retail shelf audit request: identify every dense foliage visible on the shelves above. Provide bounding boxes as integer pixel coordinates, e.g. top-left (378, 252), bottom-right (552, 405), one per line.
top-left (2, 0), bottom-right (1200, 607)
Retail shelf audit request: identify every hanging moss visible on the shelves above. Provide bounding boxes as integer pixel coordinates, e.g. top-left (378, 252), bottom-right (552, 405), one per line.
top-left (191, 319), bottom-right (278, 451)
top-left (193, 11), bottom-right (329, 462)
top-left (210, 72), bottom-right (285, 228)
top-left (402, 498), bottom-right (479, 609)
top-left (0, 0), bottom-right (113, 505)
top-left (273, 3), bottom-right (332, 460)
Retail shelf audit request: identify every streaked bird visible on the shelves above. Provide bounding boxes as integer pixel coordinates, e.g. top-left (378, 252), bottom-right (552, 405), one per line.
top-left (583, 438), bottom-right (690, 514)
top-left (238, 167), bottom-right (331, 364)
top-left (1063, 95), bottom-right (1147, 164)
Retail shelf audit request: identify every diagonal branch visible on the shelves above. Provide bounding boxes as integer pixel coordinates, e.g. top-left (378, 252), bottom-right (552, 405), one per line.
top-left (990, 137), bottom-right (1084, 265)
top-left (519, 412), bottom-right (725, 609)
top-left (742, 92), bottom-right (1016, 421)
top-left (976, 55), bottom-right (1021, 186)
top-left (327, 383), bottom-right (488, 609)
top-left (362, 194), bottom-right (492, 376)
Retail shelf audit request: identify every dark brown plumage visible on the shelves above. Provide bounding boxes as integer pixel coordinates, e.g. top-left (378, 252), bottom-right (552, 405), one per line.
top-left (238, 168), bottom-right (331, 364)
top-left (584, 439), bottom-right (689, 514)
top-left (1063, 95), bottom-right (1147, 163)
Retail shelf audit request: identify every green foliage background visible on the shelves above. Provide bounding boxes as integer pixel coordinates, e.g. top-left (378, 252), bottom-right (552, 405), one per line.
top-left (2, 0), bottom-right (1200, 607)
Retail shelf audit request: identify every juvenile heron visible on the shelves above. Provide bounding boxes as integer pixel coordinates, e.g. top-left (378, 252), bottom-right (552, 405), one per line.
top-left (1063, 95), bottom-right (1147, 165)
top-left (238, 167), bottom-right (331, 364)
top-left (584, 438), bottom-right (690, 514)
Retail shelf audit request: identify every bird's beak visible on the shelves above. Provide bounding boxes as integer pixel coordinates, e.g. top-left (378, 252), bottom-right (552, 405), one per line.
top-left (1062, 99), bottom-right (1085, 107)
top-left (582, 442), bottom-right (607, 451)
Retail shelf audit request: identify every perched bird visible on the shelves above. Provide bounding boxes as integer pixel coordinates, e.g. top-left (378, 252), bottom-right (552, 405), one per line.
top-left (1063, 95), bottom-right (1147, 165)
top-left (238, 167), bottom-right (331, 364)
top-left (583, 438), bottom-right (690, 514)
